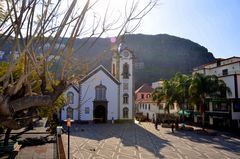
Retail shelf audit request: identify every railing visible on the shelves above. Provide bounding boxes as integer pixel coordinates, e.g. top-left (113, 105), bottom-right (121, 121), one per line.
top-left (56, 133), bottom-right (66, 159)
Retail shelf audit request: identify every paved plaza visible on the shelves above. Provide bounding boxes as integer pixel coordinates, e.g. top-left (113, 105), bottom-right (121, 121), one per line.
top-left (61, 122), bottom-right (240, 159)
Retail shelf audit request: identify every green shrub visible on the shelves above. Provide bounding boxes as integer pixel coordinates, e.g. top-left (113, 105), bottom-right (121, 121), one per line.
top-left (0, 124), bottom-right (5, 133)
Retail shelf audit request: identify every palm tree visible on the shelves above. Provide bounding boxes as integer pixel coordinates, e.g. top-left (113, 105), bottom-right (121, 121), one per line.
top-left (172, 73), bottom-right (192, 122)
top-left (172, 73), bottom-right (190, 107)
top-left (189, 73), bottom-right (231, 130)
top-left (152, 80), bottom-right (176, 122)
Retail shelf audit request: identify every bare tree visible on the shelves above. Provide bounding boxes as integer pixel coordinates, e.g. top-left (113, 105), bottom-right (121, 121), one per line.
top-left (0, 0), bottom-right (158, 130)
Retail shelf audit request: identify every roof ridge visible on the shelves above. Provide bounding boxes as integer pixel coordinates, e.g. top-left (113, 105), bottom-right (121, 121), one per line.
top-left (80, 65), bottom-right (120, 85)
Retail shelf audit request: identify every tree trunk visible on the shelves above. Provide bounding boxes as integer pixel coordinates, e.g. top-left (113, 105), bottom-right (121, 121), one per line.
top-left (200, 101), bottom-right (205, 131)
top-left (10, 95), bottom-right (54, 112)
top-left (3, 128), bottom-right (12, 146)
top-left (202, 112), bottom-right (205, 131)
top-left (0, 81), bottom-right (67, 130)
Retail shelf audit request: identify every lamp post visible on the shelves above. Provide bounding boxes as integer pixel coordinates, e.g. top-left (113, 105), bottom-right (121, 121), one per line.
top-left (65, 118), bottom-right (74, 159)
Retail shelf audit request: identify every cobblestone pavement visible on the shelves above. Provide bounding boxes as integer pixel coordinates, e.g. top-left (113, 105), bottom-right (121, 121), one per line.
top-left (15, 143), bottom-right (56, 159)
top-left (1, 122), bottom-right (56, 159)
top-left (61, 122), bottom-right (240, 159)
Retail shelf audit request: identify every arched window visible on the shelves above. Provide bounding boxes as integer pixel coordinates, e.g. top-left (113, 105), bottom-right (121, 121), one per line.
top-left (122, 63), bottom-right (130, 79)
top-left (123, 93), bottom-right (129, 104)
top-left (67, 92), bottom-right (74, 104)
top-left (123, 107), bottom-right (129, 118)
top-left (66, 107), bottom-right (73, 119)
top-left (146, 94), bottom-right (151, 98)
top-left (95, 83), bottom-right (107, 101)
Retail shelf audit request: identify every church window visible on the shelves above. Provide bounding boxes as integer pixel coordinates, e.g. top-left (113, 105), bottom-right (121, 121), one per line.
top-left (85, 107), bottom-right (90, 114)
top-left (123, 107), bottom-right (129, 118)
top-left (122, 63), bottom-right (130, 79)
top-left (67, 92), bottom-right (74, 104)
top-left (146, 94), bottom-right (151, 98)
top-left (123, 93), bottom-right (129, 104)
top-left (66, 107), bottom-right (73, 119)
top-left (95, 83), bottom-right (107, 101)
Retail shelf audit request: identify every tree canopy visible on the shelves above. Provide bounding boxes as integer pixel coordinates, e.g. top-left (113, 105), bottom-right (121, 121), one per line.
top-left (152, 72), bottom-right (231, 127)
top-left (0, 0), bottom-right (158, 130)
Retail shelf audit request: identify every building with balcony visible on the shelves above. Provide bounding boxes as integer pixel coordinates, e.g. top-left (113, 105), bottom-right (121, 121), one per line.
top-left (193, 56), bottom-right (240, 128)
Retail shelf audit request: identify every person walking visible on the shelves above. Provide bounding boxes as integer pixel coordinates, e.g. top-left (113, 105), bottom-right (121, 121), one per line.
top-left (171, 122), bottom-right (174, 133)
top-left (155, 118), bottom-right (159, 130)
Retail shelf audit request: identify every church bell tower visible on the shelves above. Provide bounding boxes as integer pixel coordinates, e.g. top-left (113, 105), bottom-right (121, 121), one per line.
top-left (111, 42), bottom-right (134, 120)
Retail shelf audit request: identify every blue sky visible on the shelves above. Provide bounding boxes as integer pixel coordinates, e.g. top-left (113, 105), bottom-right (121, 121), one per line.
top-left (135, 0), bottom-right (240, 58)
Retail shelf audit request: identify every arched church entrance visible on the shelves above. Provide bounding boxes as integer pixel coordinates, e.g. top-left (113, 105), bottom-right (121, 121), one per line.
top-left (93, 101), bottom-right (108, 123)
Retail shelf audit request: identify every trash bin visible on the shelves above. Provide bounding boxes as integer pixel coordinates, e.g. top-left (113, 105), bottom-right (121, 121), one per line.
top-left (56, 126), bottom-right (63, 136)
top-left (112, 117), bottom-right (114, 124)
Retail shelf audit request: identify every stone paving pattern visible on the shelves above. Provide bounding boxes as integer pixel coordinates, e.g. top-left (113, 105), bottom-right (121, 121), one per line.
top-left (61, 122), bottom-right (240, 159)
top-left (15, 143), bottom-right (56, 159)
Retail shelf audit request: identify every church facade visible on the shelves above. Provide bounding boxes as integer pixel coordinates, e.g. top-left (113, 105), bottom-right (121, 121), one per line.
top-left (60, 45), bottom-right (134, 122)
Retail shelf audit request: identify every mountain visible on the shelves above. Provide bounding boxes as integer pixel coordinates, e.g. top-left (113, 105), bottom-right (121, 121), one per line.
top-left (0, 34), bottom-right (216, 88)
top-left (72, 34), bottom-right (215, 87)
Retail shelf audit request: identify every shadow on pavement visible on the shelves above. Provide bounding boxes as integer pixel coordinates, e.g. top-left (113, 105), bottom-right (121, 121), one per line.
top-left (166, 129), bottom-right (240, 155)
top-left (63, 122), bottom-right (171, 158)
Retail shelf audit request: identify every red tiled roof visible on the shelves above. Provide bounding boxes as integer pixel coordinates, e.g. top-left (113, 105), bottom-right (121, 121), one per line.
top-left (135, 98), bottom-right (155, 104)
top-left (135, 84), bottom-right (154, 93)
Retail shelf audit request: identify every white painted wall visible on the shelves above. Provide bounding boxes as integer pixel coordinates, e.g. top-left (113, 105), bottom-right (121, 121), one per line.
top-left (80, 69), bottom-right (119, 121)
top-left (237, 75), bottom-right (240, 98)
top-left (138, 103), bottom-right (156, 121)
top-left (231, 103), bottom-right (240, 120)
top-left (119, 50), bottom-right (133, 119)
top-left (152, 81), bottom-right (163, 89)
top-left (193, 58), bottom-right (240, 122)
top-left (219, 76), bottom-right (235, 98)
top-left (137, 102), bottom-right (178, 121)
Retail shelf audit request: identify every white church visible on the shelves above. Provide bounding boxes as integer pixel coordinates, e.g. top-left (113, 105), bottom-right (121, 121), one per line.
top-left (60, 43), bottom-right (134, 123)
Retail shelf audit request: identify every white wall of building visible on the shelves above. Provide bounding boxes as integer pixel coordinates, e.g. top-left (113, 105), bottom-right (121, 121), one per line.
top-left (119, 51), bottom-right (133, 119)
top-left (61, 86), bottom-right (79, 121)
top-left (80, 69), bottom-right (119, 121)
top-left (137, 102), bottom-right (178, 121)
top-left (231, 103), bottom-right (240, 120)
top-left (193, 57), bottom-right (240, 123)
top-left (219, 76), bottom-right (236, 98)
top-left (152, 81), bottom-right (163, 89)
top-left (237, 75), bottom-right (240, 98)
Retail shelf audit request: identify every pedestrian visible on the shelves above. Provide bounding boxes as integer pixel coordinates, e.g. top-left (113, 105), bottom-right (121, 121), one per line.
top-left (155, 118), bottom-right (158, 130)
top-left (171, 122), bottom-right (174, 133)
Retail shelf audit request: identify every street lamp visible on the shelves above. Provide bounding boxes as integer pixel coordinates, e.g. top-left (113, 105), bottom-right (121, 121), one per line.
top-left (65, 118), bottom-right (74, 159)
